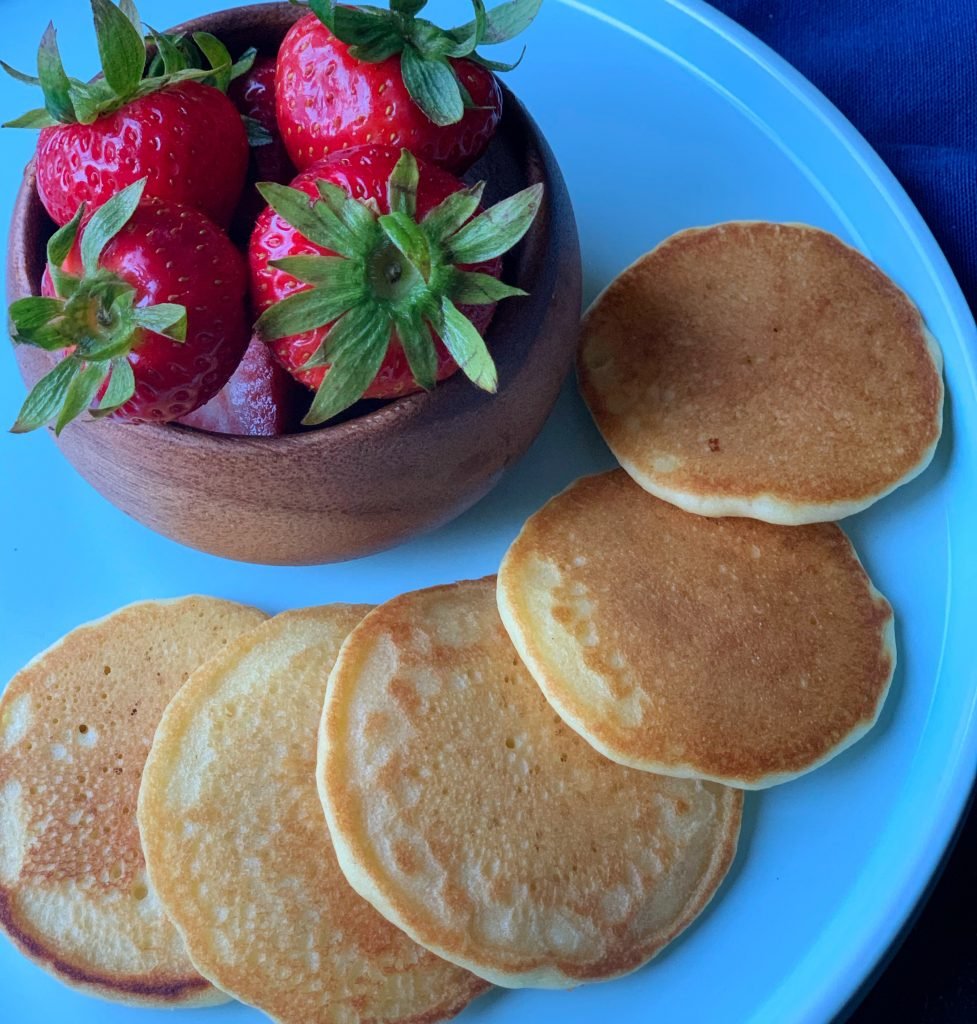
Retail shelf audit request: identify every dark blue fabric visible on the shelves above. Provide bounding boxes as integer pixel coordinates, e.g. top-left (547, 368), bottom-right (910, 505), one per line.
top-left (710, 0), bottom-right (977, 313)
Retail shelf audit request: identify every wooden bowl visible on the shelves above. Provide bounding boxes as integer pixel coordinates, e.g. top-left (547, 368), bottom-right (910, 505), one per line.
top-left (7, 2), bottom-right (581, 565)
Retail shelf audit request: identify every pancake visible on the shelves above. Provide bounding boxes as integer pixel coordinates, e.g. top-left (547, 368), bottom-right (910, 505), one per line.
top-left (319, 578), bottom-right (742, 988)
top-left (138, 605), bottom-right (488, 1024)
top-left (0, 596), bottom-right (266, 1006)
top-left (577, 221), bottom-right (944, 524)
top-left (497, 470), bottom-right (897, 788)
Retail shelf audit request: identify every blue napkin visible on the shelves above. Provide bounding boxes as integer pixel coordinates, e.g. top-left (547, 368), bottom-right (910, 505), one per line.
top-left (711, 0), bottom-right (977, 313)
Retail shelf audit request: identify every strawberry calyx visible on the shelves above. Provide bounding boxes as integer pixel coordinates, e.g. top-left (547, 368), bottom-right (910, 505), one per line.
top-left (297, 0), bottom-right (542, 126)
top-left (10, 178), bottom-right (187, 435)
top-left (1, 0), bottom-right (254, 130)
top-left (143, 28), bottom-right (269, 144)
top-left (255, 148), bottom-right (542, 426)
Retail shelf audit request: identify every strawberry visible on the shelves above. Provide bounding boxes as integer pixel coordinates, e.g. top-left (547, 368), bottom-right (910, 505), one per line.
top-left (229, 56), bottom-right (295, 190)
top-left (10, 179), bottom-right (250, 432)
top-left (2, 0), bottom-right (249, 227)
top-left (228, 55), bottom-right (296, 240)
top-left (275, 0), bottom-right (541, 174)
top-left (177, 337), bottom-right (303, 436)
top-left (249, 145), bottom-right (542, 425)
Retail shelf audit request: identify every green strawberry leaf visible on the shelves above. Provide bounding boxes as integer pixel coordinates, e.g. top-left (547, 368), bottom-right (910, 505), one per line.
top-left (230, 47), bottom-right (258, 81)
top-left (134, 66), bottom-right (218, 101)
top-left (255, 284), bottom-right (362, 342)
top-left (445, 182), bottom-right (542, 263)
top-left (421, 181), bottom-right (484, 244)
top-left (387, 149), bottom-right (419, 218)
top-left (379, 212), bottom-right (432, 280)
top-left (400, 45), bottom-right (463, 126)
top-left (37, 24), bottom-right (76, 123)
top-left (191, 31), bottom-right (233, 93)
top-left (47, 204), bottom-right (85, 269)
top-left (471, 47), bottom-right (525, 72)
top-left (91, 0), bottom-right (146, 99)
top-left (409, 21), bottom-right (457, 60)
top-left (243, 115), bottom-right (274, 147)
top-left (9, 296), bottom-right (64, 336)
top-left (55, 360), bottom-right (107, 435)
top-left (315, 180), bottom-right (379, 249)
top-left (11, 321), bottom-right (69, 352)
top-left (302, 303), bottom-right (391, 424)
top-left (307, 0), bottom-right (337, 30)
top-left (2, 108), bottom-right (58, 129)
top-left (441, 0), bottom-right (487, 56)
top-left (348, 29), bottom-right (405, 63)
top-left (118, 0), bottom-right (142, 33)
top-left (10, 357), bottom-right (79, 433)
top-left (394, 308), bottom-right (437, 390)
top-left (476, 0), bottom-right (542, 45)
top-left (257, 182), bottom-right (361, 259)
top-left (5, 0), bottom-right (236, 128)
top-left (90, 356), bottom-right (135, 416)
top-left (68, 77), bottom-right (117, 124)
top-left (391, 0), bottom-right (428, 16)
top-left (132, 302), bottom-right (187, 341)
top-left (438, 297), bottom-right (497, 391)
top-left (270, 255), bottom-right (363, 290)
top-left (148, 28), bottom-right (189, 76)
top-left (447, 268), bottom-right (527, 304)
top-left (1, 61), bottom-right (40, 86)
top-left (333, 5), bottom-right (396, 44)
top-left (81, 177), bottom-right (146, 275)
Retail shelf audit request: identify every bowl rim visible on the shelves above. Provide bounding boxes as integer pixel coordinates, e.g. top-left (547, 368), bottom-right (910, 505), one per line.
top-left (8, 2), bottom-right (557, 452)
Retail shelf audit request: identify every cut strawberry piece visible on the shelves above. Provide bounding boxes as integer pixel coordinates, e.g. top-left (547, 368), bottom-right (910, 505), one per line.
top-left (178, 337), bottom-right (303, 436)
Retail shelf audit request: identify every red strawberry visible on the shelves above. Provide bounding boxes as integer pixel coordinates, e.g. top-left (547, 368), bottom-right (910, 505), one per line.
top-left (229, 56), bottom-right (294, 188)
top-left (228, 56), bottom-right (296, 240)
top-left (177, 336), bottom-right (303, 436)
top-left (2, 0), bottom-right (248, 226)
top-left (11, 179), bottom-right (250, 432)
top-left (275, 0), bottom-right (541, 174)
top-left (249, 145), bottom-right (542, 425)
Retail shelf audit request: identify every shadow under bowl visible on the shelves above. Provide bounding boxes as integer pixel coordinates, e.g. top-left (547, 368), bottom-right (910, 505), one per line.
top-left (7, 2), bottom-right (582, 565)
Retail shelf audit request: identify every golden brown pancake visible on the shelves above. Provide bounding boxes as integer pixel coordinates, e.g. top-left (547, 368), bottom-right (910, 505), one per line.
top-left (319, 578), bottom-right (742, 988)
top-left (138, 606), bottom-right (488, 1024)
top-left (0, 596), bottom-right (267, 1006)
top-left (497, 470), bottom-right (897, 788)
top-left (578, 222), bottom-right (944, 524)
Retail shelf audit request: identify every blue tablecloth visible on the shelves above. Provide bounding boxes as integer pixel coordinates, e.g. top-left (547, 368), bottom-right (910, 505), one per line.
top-left (711, 0), bottom-right (977, 313)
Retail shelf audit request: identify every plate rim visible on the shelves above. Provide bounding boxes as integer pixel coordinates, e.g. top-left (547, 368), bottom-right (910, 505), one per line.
top-left (2, 1), bottom-right (976, 1021)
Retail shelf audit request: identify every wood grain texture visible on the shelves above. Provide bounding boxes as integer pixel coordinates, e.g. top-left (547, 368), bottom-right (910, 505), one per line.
top-left (7, 2), bottom-right (582, 565)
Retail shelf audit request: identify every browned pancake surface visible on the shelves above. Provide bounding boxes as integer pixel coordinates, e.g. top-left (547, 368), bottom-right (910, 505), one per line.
top-left (320, 578), bottom-right (742, 988)
top-left (578, 222), bottom-right (943, 522)
top-left (0, 596), bottom-right (266, 1006)
top-left (497, 471), bottom-right (896, 787)
top-left (139, 606), bottom-right (488, 1024)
